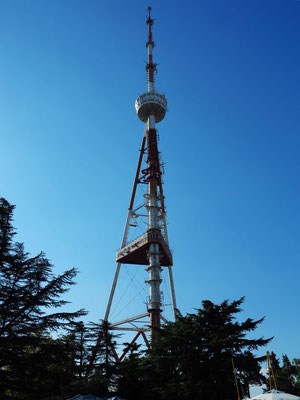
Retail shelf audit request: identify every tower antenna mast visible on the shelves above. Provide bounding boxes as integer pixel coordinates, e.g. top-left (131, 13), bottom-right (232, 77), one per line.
top-left (146, 6), bottom-right (157, 92)
top-left (104, 6), bottom-right (177, 348)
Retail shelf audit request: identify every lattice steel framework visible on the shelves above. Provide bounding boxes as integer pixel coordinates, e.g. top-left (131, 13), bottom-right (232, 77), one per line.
top-left (104, 7), bottom-right (177, 353)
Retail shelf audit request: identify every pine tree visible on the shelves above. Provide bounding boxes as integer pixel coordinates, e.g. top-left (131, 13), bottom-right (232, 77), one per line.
top-left (0, 198), bottom-right (86, 399)
top-left (116, 341), bottom-right (146, 400)
top-left (143, 297), bottom-right (271, 400)
top-left (268, 353), bottom-right (300, 396)
top-left (294, 358), bottom-right (300, 395)
top-left (85, 320), bottom-right (119, 396)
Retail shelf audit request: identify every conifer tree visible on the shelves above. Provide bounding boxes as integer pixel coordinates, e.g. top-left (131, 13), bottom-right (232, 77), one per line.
top-left (0, 198), bottom-right (86, 399)
top-left (85, 320), bottom-right (120, 395)
top-left (142, 297), bottom-right (271, 400)
top-left (268, 352), bottom-right (300, 396)
top-left (116, 341), bottom-right (145, 400)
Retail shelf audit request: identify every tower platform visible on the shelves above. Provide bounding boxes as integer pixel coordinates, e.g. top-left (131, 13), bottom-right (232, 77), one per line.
top-left (135, 92), bottom-right (167, 123)
top-left (116, 229), bottom-right (173, 266)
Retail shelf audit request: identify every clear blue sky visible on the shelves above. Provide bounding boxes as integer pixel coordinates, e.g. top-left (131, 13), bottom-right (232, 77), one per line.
top-left (1, 0), bottom-right (299, 381)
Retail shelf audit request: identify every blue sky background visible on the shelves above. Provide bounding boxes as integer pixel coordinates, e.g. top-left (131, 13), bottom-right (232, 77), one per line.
top-left (1, 0), bottom-right (299, 391)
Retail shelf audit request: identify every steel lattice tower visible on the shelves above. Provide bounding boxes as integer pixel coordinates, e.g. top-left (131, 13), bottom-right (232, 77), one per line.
top-left (104, 7), bottom-right (177, 348)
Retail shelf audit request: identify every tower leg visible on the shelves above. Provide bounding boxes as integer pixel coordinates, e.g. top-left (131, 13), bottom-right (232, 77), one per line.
top-left (104, 209), bottom-right (131, 322)
top-left (104, 262), bottom-right (121, 322)
top-left (168, 265), bottom-right (178, 320)
top-left (105, 135), bottom-right (146, 322)
top-left (160, 212), bottom-right (178, 320)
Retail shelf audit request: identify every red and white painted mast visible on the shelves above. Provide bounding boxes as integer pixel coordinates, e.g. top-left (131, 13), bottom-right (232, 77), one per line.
top-left (135, 6), bottom-right (168, 338)
top-left (146, 6), bottom-right (156, 93)
top-left (104, 7), bottom-right (176, 347)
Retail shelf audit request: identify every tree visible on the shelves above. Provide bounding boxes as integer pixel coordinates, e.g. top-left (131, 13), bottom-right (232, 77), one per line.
top-left (140, 297), bottom-right (271, 400)
top-left (268, 352), bottom-right (300, 396)
top-left (85, 320), bottom-right (120, 396)
top-left (294, 358), bottom-right (300, 394)
top-left (115, 341), bottom-right (146, 400)
top-left (0, 198), bottom-right (86, 399)
top-left (62, 319), bottom-right (121, 398)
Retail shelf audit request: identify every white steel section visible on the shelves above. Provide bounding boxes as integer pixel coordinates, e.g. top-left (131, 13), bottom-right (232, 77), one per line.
top-left (149, 114), bottom-right (155, 129)
top-left (167, 265), bottom-right (178, 320)
top-left (111, 313), bottom-right (149, 327)
top-left (147, 243), bottom-right (162, 310)
top-left (160, 315), bottom-right (169, 324)
top-left (104, 210), bottom-right (132, 322)
top-left (146, 194), bottom-right (159, 229)
top-left (121, 210), bottom-right (133, 247)
top-left (113, 327), bottom-right (150, 332)
top-left (104, 263), bottom-right (121, 322)
top-left (161, 212), bottom-right (177, 320)
top-left (135, 92), bottom-right (167, 123)
top-left (148, 82), bottom-right (154, 93)
top-left (161, 213), bottom-right (169, 245)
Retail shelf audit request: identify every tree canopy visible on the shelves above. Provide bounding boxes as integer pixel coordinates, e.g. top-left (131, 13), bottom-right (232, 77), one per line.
top-left (0, 198), bottom-right (86, 399)
top-left (268, 352), bottom-right (300, 396)
top-left (2, 198), bottom-right (294, 400)
top-left (116, 297), bottom-right (272, 400)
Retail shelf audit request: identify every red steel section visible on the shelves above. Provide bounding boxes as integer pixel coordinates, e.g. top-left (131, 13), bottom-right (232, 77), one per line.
top-left (146, 128), bottom-right (160, 197)
top-left (141, 331), bottom-right (150, 349)
top-left (147, 6), bottom-right (153, 46)
top-left (150, 309), bottom-right (161, 336)
top-left (119, 329), bottom-right (150, 360)
top-left (146, 6), bottom-right (156, 86)
top-left (147, 54), bottom-right (154, 83)
top-left (119, 331), bottom-right (142, 362)
top-left (129, 136), bottom-right (146, 211)
top-left (158, 170), bottom-right (166, 214)
top-left (111, 345), bottom-right (120, 363)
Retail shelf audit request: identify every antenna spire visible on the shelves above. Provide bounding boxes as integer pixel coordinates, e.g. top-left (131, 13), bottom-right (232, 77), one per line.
top-left (146, 6), bottom-right (154, 46)
top-left (146, 6), bottom-right (157, 92)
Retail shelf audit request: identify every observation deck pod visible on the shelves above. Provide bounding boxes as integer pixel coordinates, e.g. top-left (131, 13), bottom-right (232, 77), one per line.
top-left (116, 229), bottom-right (173, 266)
top-left (135, 92), bottom-right (167, 123)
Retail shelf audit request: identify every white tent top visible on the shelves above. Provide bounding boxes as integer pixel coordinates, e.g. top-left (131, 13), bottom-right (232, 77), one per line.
top-left (251, 389), bottom-right (300, 400)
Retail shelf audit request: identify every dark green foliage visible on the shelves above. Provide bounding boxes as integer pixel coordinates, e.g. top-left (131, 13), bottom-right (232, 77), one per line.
top-left (138, 298), bottom-right (271, 400)
top-left (0, 198), bottom-right (86, 399)
top-left (268, 352), bottom-right (300, 395)
top-left (116, 342), bottom-right (146, 400)
top-left (59, 320), bottom-right (121, 398)
top-left (0, 198), bottom-right (286, 400)
top-left (294, 359), bottom-right (300, 394)
top-left (85, 320), bottom-right (120, 396)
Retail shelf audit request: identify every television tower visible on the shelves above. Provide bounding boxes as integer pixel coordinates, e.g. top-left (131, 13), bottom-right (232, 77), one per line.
top-left (104, 6), bottom-right (177, 347)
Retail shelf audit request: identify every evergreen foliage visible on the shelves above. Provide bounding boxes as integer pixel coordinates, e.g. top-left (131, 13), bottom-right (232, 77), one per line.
top-left (2, 198), bottom-right (295, 400)
top-left (116, 342), bottom-right (145, 400)
top-left (268, 352), bottom-right (300, 395)
top-left (84, 320), bottom-right (120, 396)
top-left (0, 198), bottom-right (86, 399)
top-left (129, 297), bottom-right (272, 400)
